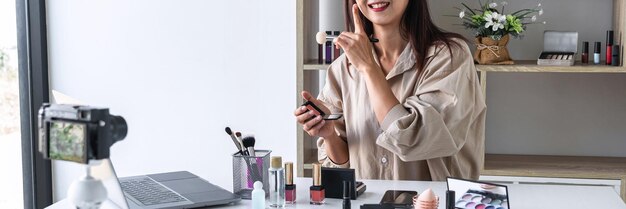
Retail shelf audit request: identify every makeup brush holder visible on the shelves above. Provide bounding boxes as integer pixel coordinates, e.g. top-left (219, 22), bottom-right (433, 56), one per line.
top-left (232, 150), bottom-right (271, 199)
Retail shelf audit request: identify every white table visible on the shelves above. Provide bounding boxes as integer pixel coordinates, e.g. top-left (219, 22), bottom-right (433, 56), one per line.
top-left (47, 177), bottom-right (626, 209)
top-left (210, 178), bottom-right (626, 209)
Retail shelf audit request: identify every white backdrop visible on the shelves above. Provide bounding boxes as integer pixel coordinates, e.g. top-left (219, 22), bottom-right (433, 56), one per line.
top-left (46, 0), bottom-right (296, 200)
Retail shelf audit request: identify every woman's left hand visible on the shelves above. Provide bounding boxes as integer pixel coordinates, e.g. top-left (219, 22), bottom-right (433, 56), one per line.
top-left (334, 4), bottom-right (378, 73)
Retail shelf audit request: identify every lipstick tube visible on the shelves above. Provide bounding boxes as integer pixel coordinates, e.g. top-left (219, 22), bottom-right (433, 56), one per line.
top-left (606, 30), bottom-right (613, 65)
top-left (613, 45), bottom-right (620, 66)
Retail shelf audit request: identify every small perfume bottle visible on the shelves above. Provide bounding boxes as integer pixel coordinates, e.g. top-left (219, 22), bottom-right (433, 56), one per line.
top-left (325, 31), bottom-right (333, 64)
top-left (285, 162), bottom-right (296, 204)
top-left (269, 156), bottom-right (285, 208)
top-left (310, 163), bottom-right (325, 205)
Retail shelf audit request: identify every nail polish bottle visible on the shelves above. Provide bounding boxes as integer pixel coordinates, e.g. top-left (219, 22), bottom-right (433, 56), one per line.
top-left (594, 42), bottom-right (601, 64)
top-left (310, 163), bottom-right (325, 205)
top-left (607, 31), bottom-right (614, 65)
top-left (325, 31), bottom-right (332, 64)
top-left (613, 45), bottom-right (620, 66)
top-left (581, 41), bottom-right (589, 64)
top-left (285, 162), bottom-right (296, 204)
top-left (268, 156), bottom-right (285, 208)
top-left (333, 31), bottom-right (341, 61)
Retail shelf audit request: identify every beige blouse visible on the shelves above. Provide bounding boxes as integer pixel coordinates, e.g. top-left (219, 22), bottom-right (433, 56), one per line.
top-left (316, 39), bottom-right (486, 181)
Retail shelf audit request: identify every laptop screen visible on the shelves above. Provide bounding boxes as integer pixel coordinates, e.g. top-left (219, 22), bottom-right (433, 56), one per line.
top-left (91, 159), bottom-right (130, 209)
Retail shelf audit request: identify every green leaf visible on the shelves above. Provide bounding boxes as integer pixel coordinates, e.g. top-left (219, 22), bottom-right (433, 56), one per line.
top-left (461, 3), bottom-right (477, 15)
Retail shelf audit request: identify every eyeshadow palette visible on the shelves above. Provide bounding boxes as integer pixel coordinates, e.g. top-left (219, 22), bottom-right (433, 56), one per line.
top-left (454, 189), bottom-right (509, 209)
top-left (537, 31), bottom-right (578, 66)
top-left (537, 52), bottom-right (576, 66)
top-left (447, 177), bottom-right (510, 209)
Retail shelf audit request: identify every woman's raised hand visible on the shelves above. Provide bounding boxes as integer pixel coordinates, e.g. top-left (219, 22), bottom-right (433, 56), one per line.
top-left (334, 4), bottom-right (378, 73)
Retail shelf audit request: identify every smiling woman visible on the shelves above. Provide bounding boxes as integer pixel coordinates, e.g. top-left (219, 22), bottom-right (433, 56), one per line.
top-left (295, 0), bottom-right (486, 181)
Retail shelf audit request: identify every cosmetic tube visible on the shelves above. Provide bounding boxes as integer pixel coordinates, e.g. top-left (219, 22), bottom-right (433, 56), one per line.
top-left (446, 190), bottom-right (455, 209)
top-left (333, 31), bottom-right (341, 61)
top-left (285, 162), bottom-right (296, 204)
top-left (613, 45), bottom-right (620, 66)
top-left (318, 44), bottom-right (323, 64)
top-left (310, 163), bottom-right (325, 205)
top-left (594, 42), bottom-right (601, 64)
top-left (343, 181), bottom-right (351, 209)
top-left (582, 42), bottom-right (589, 64)
top-left (325, 31), bottom-right (332, 64)
top-left (606, 30), bottom-right (613, 65)
top-left (268, 156), bottom-right (285, 208)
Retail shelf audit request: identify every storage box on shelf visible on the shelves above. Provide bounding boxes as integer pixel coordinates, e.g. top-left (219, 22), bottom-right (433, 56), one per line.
top-left (296, 0), bottom-right (626, 203)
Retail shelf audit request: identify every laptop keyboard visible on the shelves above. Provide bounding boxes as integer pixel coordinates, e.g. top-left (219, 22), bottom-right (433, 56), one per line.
top-left (120, 177), bottom-right (187, 206)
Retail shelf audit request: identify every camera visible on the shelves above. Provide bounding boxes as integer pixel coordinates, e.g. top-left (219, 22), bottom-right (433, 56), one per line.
top-left (38, 103), bottom-right (128, 164)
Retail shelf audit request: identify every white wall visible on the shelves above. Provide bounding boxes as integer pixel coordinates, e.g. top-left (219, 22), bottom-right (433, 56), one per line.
top-left (46, 0), bottom-right (296, 200)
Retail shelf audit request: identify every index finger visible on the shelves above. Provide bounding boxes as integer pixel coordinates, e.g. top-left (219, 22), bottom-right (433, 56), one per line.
top-left (352, 4), bottom-right (364, 34)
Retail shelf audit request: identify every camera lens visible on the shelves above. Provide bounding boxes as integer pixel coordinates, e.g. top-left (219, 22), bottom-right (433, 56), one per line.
top-left (109, 115), bottom-right (128, 142)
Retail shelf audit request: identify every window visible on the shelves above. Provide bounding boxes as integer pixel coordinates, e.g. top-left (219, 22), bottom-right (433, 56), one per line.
top-left (0, 0), bottom-right (23, 207)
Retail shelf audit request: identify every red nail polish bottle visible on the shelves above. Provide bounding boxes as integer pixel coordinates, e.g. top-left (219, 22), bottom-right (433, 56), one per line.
top-left (310, 163), bottom-right (325, 205)
top-left (285, 162), bottom-right (296, 204)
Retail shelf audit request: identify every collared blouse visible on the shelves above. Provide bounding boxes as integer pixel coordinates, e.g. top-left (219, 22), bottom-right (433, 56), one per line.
top-left (317, 39), bottom-right (486, 181)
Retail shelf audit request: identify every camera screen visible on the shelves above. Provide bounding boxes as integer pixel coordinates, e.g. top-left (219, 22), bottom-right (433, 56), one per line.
top-left (49, 121), bottom-right (87, 163)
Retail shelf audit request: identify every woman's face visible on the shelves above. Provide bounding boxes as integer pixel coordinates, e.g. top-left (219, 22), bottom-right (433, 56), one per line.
top-left (356, 0), bottom-right (409, 27)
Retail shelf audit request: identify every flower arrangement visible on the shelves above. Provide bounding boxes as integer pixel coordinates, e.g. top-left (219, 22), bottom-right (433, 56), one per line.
top-left (455, 1), bottom-right (544, 40)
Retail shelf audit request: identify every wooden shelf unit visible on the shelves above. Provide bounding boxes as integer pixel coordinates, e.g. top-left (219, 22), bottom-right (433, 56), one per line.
top-left (296, 1), bottom-right (626, 202)
top-left (483, 154), bottom-right (626, 201)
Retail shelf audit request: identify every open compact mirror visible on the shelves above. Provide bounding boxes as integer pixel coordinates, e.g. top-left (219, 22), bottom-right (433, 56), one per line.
top-left (446, 177), bottom-right (510, 209)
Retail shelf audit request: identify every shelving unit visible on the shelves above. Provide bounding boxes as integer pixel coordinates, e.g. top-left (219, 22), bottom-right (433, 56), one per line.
top-left (483, 154), bottom-right (626, 201)
top-left (296, 0), bottom-right (626, 202)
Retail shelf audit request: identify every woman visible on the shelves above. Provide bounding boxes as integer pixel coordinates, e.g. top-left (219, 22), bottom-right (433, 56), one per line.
top-left (294, 0), bottom-right (486, 181)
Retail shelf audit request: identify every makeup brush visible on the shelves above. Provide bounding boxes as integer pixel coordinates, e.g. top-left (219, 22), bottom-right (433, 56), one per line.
top-left (225, 127), bottom-right (244, 155)
top-left (242, 135), bottom-right (262, 183)
top-left (242, 135), bottom-right (256, 157)
top-left (315, 31), bottom-right (378, 44)
top-left (235, 132), bottom-right (244, 153)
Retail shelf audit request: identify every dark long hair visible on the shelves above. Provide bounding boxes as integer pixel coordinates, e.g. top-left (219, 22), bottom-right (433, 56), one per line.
top-left (345, 0), bottom-right (466, 71)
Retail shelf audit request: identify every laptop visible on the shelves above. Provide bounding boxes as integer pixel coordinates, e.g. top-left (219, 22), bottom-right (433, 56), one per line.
top-left (91, 159), bottom-right (241, 209)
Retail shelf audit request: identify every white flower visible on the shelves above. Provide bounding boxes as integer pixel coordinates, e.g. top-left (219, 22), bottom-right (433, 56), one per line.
top-left (531, 15), bottom-right (537, 22)
top-left (538, 3), bottom-right (542, 7)
top-left (484, 12), bottom-right (506, 31)
top-left (489, 2), bottom-right (498, 8)
top-left (542, 21), bottom-right (547, 24)
top-left (459, 10), bottom-right (465, 18)
top-left (538, 9), bottom-right (544, 16)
